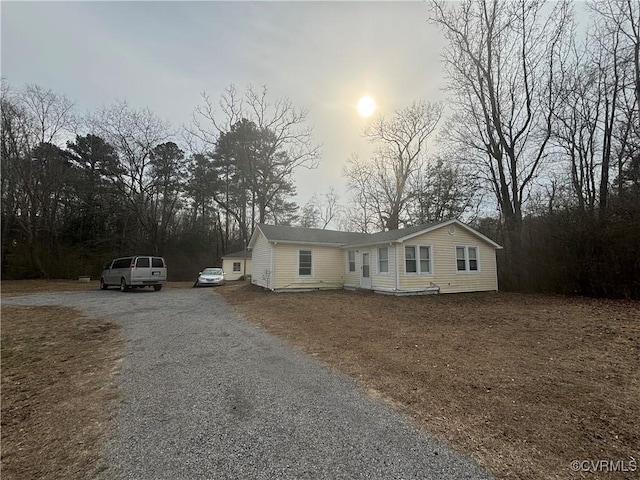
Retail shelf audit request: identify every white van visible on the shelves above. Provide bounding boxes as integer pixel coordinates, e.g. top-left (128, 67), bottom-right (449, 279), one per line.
top-left (100, 256), bottom-right (167, 292)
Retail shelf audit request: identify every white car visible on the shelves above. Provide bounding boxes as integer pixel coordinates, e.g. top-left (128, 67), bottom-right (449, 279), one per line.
top-left (194, 267), bottom-right (226, 287)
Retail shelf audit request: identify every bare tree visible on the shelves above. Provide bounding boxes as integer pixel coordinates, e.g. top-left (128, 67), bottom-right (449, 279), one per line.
top-left (19, 83), bottom-right (76, 145)
top-left (184, 85), bottom-right (244, 153)
top-left (90, 101), bottom-right (171, 252)
top-left (299, 187), bottom-right (342, 229)
top-left (187, 84), bottom-right (321, 240)
top-left (549, 0), bottom-right (639, 215)
top-left (344, 101), bottom-right (443, 231)
top-left (587, 0), bottom-right (640, 213)
top-left (342, 153), bottom-right (384, 233)
top-left (1, 81), bottom-right (77, 276)
top-left (317, 187), bottom-right (342, 229)
top-left (430, 0), bottom-right (572, 284)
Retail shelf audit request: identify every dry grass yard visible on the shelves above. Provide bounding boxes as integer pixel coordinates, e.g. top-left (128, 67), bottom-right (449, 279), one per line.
top-left (2, 279), bottom-right (637, 479)
top-left (0, 280), bottom-right (195, 479)
top-left (1, 302), bottom-right (122, 480)
top-left (217, 283), bottom-right (640, 480)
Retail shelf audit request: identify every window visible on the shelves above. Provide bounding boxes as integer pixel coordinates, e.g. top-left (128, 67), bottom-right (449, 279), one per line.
top-left (136, 257), bottom-right (150, 268)
top-left (113, 258), bottom-right (132, 269)
top-left (112, 258), bottom-right (123, 269)
top-left (152, 257), bottom-right (164, 268)
top-left (347, 251), bottom-right (356, 273)
top-left (405, 245), bottom-right (432, 274)
top-left (233, 262), bottom-right (241, 272)
top-left (405, 246), bottom-right (417, 273)
top-left (456, 246), bottom-right (479, 272)
top-left (419, 246), bottom-right (431, 273)
top-left (469, 247), bottom-right (478, 271)
top-left (298, 249), bottom-right (312, 276)
top-left (378, 247), bottom-right (388, 273)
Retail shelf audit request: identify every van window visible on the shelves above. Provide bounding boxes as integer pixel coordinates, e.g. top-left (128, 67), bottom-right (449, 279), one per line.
top-left (113, 258), bottom-right (132, 269)
top-left (152, 257), bottom-right (164, 268)
top-left (136, 257), bottom-right (150, 268)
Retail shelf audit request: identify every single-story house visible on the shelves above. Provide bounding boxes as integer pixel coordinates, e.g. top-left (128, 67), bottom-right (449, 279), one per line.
top-left (248, 219), bottom-right (502, 294)
top-left (221, 249), bottom-right (252, 281)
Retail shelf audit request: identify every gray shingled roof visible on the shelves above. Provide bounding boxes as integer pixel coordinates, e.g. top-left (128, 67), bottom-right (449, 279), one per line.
top-left (255, 220), bottom-right (453, 247)
top-left (257, 224), bottom-right (370, 245)
top-left (350, 221), bottom-right (448, 246)
top-left (221, 249), bottom-right (252, 259)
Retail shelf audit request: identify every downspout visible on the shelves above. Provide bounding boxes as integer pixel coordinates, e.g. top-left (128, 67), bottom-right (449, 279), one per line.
top-left (395, 243), bottom-right (400, 292)
top-left (243, 239), bottom-right (247, 282)
top-left (270, 242), bottom-right (275, 291)
top-left (494, 248), bottom-right (499, 291)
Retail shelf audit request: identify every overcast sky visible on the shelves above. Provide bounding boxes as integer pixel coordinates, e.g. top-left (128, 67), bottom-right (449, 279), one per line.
top-left (2, 1), bottom-right (447, 205)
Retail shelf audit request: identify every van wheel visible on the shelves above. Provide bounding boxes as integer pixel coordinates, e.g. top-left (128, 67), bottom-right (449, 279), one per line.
top-left (120, 278), bottom-right (129, 292)
top-left (153, 284), bottom-right (162, 291)
top-left (100, 278), bottom-right (108, 290)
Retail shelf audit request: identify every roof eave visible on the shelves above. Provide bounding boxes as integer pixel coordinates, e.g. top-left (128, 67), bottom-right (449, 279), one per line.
top-left (341, 240), bottom-right (401, 249)
top-left (269, 239), bottom-right (348, 247)
top-left (395, 219), bottom-right (503, 249)
top-left (346, 220), bottom-right (503, 249)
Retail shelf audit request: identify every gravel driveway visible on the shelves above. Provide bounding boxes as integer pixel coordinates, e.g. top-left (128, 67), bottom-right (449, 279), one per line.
top-left (4, 288), bottom-right (492, 479)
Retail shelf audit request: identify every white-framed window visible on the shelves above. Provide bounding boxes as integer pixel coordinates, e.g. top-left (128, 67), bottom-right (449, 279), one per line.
top-left (405, 246), bottom-right (417, 273)
top-left (378, 247), bottom-right (389, 273)
top-left (298, 249), bottom-right (313, 277)
top-left (405, 245), bottom-right (432, 274)
top-left (419, 246), bottom-right (431, 273)
top-left (347, 250), bottom-right (356, 273)
top-left (233, 262), bottom-right (241, 272)
top-left (456, 246), bottom-right (479, 272)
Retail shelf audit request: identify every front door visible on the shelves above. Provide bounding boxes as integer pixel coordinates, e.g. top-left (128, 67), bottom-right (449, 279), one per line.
top-left (360, 252), bottom-right (371, 289)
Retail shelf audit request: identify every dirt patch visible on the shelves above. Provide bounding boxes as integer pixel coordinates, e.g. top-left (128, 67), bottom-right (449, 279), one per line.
top-left (1, 304), bottom-right (122, 480)
top-left (217, 284), bottom-right (640, 480)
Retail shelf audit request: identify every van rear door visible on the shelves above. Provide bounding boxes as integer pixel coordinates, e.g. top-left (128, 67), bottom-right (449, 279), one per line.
top-left (151, 257), bottom-right (167, 282)
top-left (131, 256), bottom-right (167, 284)
top-left (132, 256), bottom-right (151, 283)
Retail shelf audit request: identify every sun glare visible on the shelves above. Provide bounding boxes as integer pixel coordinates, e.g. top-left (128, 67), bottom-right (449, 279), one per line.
top-left (357, 95), bottom-right (376, 117)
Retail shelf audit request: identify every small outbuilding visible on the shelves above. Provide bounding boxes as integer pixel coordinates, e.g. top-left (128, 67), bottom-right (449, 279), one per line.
top-left (247, 220), bottom-right (502, 294)
top-left (221, 249), bottom-right (252, 281)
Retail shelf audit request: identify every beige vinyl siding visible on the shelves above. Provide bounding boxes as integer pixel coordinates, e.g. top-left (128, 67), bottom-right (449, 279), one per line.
top-left (399, 225), bottom-right (498, 293)
top-left (371, 245), bottom-right (396, 291)
top-left (273, 244), bottom-right (345, 290)
top-left (343, 249), bottom-right (360, 288)
top-left (222, 258), bottom-right (252, 281)
top-left (251, 231), bottom-right (273, 289)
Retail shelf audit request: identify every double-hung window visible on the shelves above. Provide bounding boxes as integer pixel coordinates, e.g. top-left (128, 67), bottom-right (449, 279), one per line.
top-left (233, 262), bottom-right (241, 272)
top-left (299, 249), bottom-right (312, 276)
top-left (456, 246), bottom-right (479, 272)
top-left (378, 247), bottom-right (389, 273)
top-left (419, 246), bottom-right (431, 273)
top-left (405, 245), bottom-right (431, 274)
top-left (347, 251), bottom-right (356, 273)
top-left (405, 246), bottom-right (417, 273)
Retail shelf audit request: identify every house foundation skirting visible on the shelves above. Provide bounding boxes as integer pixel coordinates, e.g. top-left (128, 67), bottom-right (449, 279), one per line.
top-left (271, 285), bottom-right (441, 295)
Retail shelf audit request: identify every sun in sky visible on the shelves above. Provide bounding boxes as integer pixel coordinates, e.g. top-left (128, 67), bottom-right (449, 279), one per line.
top-left (357, 95), bottom-right (376, 117)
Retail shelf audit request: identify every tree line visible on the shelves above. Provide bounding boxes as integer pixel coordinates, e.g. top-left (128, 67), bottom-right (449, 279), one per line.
top-left (2, 0), bottom-right (638, 298)
top-left (331, 0), bottom-right (638, 298)
top-left (1, 84), bottom-right (319, 280)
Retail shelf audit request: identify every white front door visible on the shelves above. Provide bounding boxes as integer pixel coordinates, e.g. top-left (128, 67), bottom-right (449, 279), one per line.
top-left (360, 252), bottom-right (372, 289)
